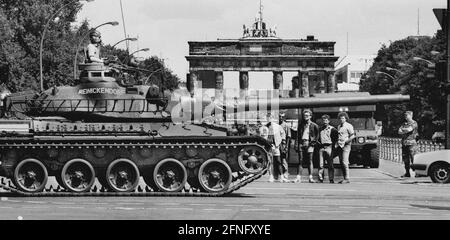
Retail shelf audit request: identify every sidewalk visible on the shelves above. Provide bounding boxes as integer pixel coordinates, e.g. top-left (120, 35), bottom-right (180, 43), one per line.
top-left (377, 159), bottom-right (406, 178)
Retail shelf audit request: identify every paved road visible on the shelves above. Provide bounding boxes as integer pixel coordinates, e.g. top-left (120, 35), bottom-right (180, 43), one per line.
top-left (1, 160), bottom-right (450, 220)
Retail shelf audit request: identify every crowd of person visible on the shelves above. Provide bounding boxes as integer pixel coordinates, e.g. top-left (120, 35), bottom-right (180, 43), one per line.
top-left (259, 109), bottom-right (356, 184)
top-left (259, 109), bottom-right (419, 183)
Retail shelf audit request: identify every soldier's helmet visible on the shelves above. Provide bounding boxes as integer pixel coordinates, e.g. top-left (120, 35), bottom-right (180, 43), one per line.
top-left (89, 30), bottom-right (101, 42)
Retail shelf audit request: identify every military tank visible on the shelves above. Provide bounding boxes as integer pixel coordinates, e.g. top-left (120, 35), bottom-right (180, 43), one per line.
top-left (0, 62), bottom-right (410, 197)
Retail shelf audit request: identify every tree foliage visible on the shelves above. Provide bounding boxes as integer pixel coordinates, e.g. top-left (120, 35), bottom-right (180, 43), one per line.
top-left (360, 32), bottom-right (447, 139)
top-left (0, 0), bottom-right (179, 93)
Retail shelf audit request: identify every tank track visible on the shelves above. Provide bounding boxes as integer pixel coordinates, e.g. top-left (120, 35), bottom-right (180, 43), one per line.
top-left (0, 139), bottom-right (268, 197)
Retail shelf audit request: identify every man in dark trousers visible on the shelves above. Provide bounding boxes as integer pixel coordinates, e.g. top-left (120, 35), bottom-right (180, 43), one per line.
top-left (294, 109), bottom-right (319, 183)
top-left (398, 111), bottom-right (419, 178)
top-left (318, 114), bottom-right (339, 183)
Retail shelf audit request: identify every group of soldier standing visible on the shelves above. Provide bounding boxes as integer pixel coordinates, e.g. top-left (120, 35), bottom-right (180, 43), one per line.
top-left (259, 110), bottom-right (355, 184)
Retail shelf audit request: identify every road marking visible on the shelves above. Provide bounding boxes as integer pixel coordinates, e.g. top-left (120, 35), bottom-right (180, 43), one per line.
top-left (0, 206), bottom-right (13, 209)
top-left (245, 187), bottom-right (357, 192)
top-left (115, 207), bottom-right (138, 211)
top-left (242, 209), bottom-right (270, 212)
top-left (78, 202), bottom-right (108, 205)
top-left (203, 208), bottom-right (232, 211)
top-left (165, 208), bottom-right (193, 211)
top-left (319, 210), bottom-right (349, 214)
top-left (263, 205), bottom-right (285, 208)
top-left (22, 206), bottom-right (50, 209)
top-left (301, 205), bottom-right (328, 208)
top-left (51, 202), bottom-right (75, 205)
top-left (280, 209), bottom-right (310, 213)
top-left (339, 206), bottom-right (368, 209)
top-left (117, 202), bottom-right (144, 205)
top-left (188, 203), bottom-right (216, 206)
top-left (360, 211), bottom-right (391, 215)
top-left (224, 204), bottom-right (248, 207)
top-left (402, 212), bottom-right (432, 215)
top-left (154, 203), bottom-right (181, 206)
top-left (58, 206), bottom-right (84, 209)
top-left (379, 207), bottom-right (409, 210)
top-left (25, 201), bottom-right (46, 204)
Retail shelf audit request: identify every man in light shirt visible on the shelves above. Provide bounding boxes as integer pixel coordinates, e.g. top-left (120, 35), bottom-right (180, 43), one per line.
top-left (335, 112), bottom-right (355, 184)
top-left (266, 117), bottom-right (288, 183)
top-left (318, 114), bottom-right (338, 183)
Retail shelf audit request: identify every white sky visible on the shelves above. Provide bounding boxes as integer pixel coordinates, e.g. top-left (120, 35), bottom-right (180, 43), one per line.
top-left (76, 0), bottom-right (445, 89)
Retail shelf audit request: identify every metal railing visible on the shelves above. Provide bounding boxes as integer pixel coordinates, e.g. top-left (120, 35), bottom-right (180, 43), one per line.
top-left (379, 137), bottom-right (446, 164)
top-left (6, 98), bottom-right (168, 114)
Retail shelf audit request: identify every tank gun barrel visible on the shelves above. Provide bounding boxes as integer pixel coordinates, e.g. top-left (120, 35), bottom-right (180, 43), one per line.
top-left (176, 94), bottom-right (410, 122)
top-left (202, 94), bottom-right (410, 113)
top-left (238, 94), bottom-right (410, 111)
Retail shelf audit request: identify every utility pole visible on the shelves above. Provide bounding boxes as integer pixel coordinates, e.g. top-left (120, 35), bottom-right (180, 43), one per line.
top-left (444, 0), bottom-right (450, 149)
top-left (417, 8), bottom-right (420, 36)
top-left (433, 4), bottom-right (450, 149)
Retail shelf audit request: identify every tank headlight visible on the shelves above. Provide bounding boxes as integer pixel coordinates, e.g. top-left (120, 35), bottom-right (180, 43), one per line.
top-left (358, 137), bottom-right (365, 144)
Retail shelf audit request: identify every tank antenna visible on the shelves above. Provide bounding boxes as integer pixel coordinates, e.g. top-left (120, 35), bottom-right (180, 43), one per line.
top-left (119, 0), bottom-right (129, 52)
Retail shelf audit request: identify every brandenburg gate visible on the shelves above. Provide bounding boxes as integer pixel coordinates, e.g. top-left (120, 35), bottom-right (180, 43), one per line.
top-left (186, 6), bottom-right (339, 99)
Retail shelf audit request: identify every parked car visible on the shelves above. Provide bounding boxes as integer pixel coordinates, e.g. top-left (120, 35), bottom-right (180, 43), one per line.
top-left (412, 150), bottom-right (450, 183)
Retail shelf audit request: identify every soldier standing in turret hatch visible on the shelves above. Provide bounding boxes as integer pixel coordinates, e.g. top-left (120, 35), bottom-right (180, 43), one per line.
top-left (85, 30), bottom-right (108, 64)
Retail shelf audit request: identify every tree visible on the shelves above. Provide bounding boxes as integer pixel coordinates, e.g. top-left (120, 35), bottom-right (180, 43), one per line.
top-left (360, 33), bottom-right (447, 139)
top-left (0, 0), bottom-right (179, 93)
top-left (0, 0), bottom-right (86, 92)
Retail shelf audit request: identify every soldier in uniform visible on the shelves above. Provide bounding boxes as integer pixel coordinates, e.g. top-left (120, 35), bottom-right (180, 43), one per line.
top-left (85, 30), bottom-right (107, 64)
top-left (398, 111), bottom-right (419, 178)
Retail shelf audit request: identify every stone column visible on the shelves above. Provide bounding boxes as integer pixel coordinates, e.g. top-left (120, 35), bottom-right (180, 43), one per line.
top-left (187, 71), bottom-right (199, 96)
top-left (215, 71), bottom-right (224, 99)
top-left (239, 71), bottom-right (249, 98)
top-left (273, 71), bottom-right (283, 98)
top-left (326, 71), bottom-right (336, 93)
top-left (291, 76), bottom-right (300, 98)
top-left (298, 71), bottom-right (310, 98)
top-left (318, 71), bottom-right (326, 94)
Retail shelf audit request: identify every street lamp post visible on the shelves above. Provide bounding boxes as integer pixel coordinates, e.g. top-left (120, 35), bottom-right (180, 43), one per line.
top-left (111, 37), bottom-right (138, 48)
top-left (398, 62), bottom-right (413, 68)
top-left (375, 71), bottom-right (396, 80)
top-left (413, 57), bottom-right (436, 68)
top-left (39, 0), bottom-right (94, 92)
top-left (73, 21), bottom-right (119, 79)
top-left (123, 48), bottom-right (150, 64)
top-left (386, 67), bottom-right (405, 75)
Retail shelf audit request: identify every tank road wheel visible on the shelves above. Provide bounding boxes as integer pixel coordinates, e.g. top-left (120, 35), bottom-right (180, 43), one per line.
top-left (152, 158), bottom-right (187, 192)
top-left (105, 159), bottom-right (140, 192)
top-left (237, 146), bottom-right (268, 174)
top-left (13, 159), bottom-right (48, 193)
top-left (198, 159), bottom-right (232, 193)
top-left (60, 159), bottom-right (96, 192)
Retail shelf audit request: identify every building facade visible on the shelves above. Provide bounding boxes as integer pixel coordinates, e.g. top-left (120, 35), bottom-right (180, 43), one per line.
top-left (185, 5), bottom-right (339, 99)
top-left (334, 55), bottom-right (376, 91)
